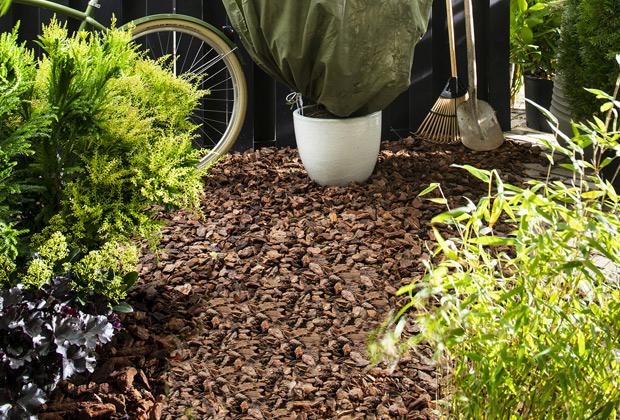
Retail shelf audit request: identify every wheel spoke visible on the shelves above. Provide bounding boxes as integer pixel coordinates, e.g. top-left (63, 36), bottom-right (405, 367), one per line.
top-left (187, 47), bottom-right (218, 74)
top-left (201, 119), bottom-right (225, 136)
top-left (157, 32), bottom-right (164, 58)
top-left (204, 98), bottom-right (236, 102)
top-left (191, 48), bottom-right (237, 77)
top-left (208, 75), bottom-right (234, 91)
top-left (209, 87), bottom-right (236, 93)
top-left (187, 41), bottom-right (204, 72)
top-left (196, 108), bottom-right (232, 114)
top-left (180, 35), bottom-right (193, 73)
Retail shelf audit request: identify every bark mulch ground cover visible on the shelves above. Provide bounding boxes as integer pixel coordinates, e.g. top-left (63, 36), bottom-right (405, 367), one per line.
top-left (41, 137), bottom-right (545, 419)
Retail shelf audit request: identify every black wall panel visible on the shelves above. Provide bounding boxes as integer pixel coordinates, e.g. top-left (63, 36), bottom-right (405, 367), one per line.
top-left (0, 0), bottom-right (511, 151)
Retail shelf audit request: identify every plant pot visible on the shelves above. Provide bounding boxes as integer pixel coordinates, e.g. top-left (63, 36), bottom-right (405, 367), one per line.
top-left (525, 75), bottom-right (554, 132)
top-left (549, 75), bottom-right (619, 188)
top-left (293, 107), bottom-right (382, 186)
top-left (549, 73), bottom-right (574, 139)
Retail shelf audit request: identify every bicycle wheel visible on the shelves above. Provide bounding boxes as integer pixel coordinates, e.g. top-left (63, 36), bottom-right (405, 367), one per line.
top-left (131, 18), bottom-right (247, 168)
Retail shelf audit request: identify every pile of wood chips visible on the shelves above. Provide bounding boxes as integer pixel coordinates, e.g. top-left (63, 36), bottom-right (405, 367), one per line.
top-left (42, 137), bottom-right (545, 419)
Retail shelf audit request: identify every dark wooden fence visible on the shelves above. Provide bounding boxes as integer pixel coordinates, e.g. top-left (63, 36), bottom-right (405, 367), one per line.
top-left (1, 0), bottom-right (510, 152)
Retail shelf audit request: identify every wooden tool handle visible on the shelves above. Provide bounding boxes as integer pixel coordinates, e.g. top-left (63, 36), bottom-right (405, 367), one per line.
top-left (463, 0), bottom-right (477, 101)
top-left (445, 0), bottom-right (458, 78)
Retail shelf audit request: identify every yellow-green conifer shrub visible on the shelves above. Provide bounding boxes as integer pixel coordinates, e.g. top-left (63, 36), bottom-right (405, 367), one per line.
top-left (0, 22), bottom-right (208, 301)
top-left (25, 22), bottom-right (206, 251)
top-left (0, 29), bottom-right (45, 264)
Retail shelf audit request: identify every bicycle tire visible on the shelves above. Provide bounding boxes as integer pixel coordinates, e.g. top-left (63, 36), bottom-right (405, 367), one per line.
top-left (131, 18), bottom-right (247, 168)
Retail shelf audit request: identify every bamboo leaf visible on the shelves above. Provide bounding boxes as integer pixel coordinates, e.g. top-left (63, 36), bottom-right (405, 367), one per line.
top-left (470, 236), bottom-right (514, 246)
top-left (418, 183), bottom-right (440, 197)
top-left (432, 206), bottom-right (472, 224)
top-left (454, 164), bottom-right (491, 183)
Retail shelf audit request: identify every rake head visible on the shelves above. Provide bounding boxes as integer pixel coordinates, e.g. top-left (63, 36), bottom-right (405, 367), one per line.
top-left (414, 77), bottom-right (468, 144)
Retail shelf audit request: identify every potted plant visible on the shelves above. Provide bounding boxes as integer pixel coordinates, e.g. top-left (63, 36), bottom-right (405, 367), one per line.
top-left (222, 0), bottom-right (433, 186)
top-left (510, 0), bottom-right (563, 131)
top-left (292, 105), bottom-right (382, 186)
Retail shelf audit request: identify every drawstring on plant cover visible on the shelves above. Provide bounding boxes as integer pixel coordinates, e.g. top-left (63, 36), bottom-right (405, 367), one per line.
top-left (286, 92), bottom-right (304, 115)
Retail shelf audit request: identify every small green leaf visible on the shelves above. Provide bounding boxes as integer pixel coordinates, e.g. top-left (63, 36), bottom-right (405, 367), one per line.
top-left (431, 206), bottom-right (472, 224)
top-left (577, 331), bottom-right (585, 356)
top-left (581, 190), bottom-right (603, 199)
top-left (122, 271), bottom-right (139, 291)
top-left (593, 116), bottom-right (607, 132)
top-left (113, 302), bottom-right (134, 313)
top-left (394, 300), bottom-right (415, 321)
top-left (397, 281), bottom-right (420, 296)
top-left (418, 183), bottom-right (440, 197)
top-left (454, 165), bottom-right (491, 183)
top-left (584, 88), bottom-right (611, 99)
top-left (428, 198), bottom-right (448, 205)
top-left (600, 102), bottom-right (613, 113)
top-left (525, 17), bottom-right (544, 28)
top-left (470, 236), bottom-right (514, 246)
top-left (433, 228), bottom-right (458, 260)
top-left (518, 26), bottom-right (534, 43)
top-left (527, 2), bottom-right (545, 11)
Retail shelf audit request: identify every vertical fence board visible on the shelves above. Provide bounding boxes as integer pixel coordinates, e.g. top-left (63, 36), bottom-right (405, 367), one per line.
top-left (488, 0), bottom-right (511, 129)
top-left (432, 0), bottom-right (451, 96)
top-left (473, 0), bottom-right (489, 101)
top-left (122, 1), bottom-right (146, 22)
top-left (0, 9), bottom-right (12, 33)
top-left (274, 82), bottom-right (295, 148)
top-left (410, 18), bottom-right (435, 132)
top-left (146, 0), bottom-right (172, 15)
top-left (176, 0), bottom-right (201, 18)
top-left (10, 4), bottom-right (40, 44)
top-left (248, 64), bottom-right (273, 148)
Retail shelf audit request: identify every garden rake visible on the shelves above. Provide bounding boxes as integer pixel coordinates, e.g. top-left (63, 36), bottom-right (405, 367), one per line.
top-left (414, 0), bottom-right (468, 144)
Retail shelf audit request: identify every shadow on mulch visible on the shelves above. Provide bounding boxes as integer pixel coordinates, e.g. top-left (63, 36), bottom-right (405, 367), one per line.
top-left (41, 138), bottom-right (545, 420)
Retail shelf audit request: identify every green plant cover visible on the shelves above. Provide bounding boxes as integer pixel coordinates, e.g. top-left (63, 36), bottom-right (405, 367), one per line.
top-left (0, 22), bottom-right (207, 301)
top-left (222, 0), bottom-right (432, 117)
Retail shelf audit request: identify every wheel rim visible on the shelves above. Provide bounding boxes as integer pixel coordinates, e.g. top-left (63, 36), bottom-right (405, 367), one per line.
top-left (131, 25), bottom-right (243, 162)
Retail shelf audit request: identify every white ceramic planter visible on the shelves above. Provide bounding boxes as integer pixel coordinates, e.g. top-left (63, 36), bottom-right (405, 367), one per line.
top-left (293, 108), bottom-right (382, 186)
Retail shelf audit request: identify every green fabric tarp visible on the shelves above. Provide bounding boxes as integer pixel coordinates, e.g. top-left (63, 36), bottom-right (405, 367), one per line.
top-left (222, 0), bottom-right (433, 117)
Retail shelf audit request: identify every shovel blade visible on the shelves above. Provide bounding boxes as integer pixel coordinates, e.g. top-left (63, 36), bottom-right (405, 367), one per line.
top-left (457, 100), bottom-right (505, 151)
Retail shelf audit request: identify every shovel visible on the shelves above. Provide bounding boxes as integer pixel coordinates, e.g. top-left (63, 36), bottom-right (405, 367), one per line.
top-left (457, 0), bottom-right (504, 151)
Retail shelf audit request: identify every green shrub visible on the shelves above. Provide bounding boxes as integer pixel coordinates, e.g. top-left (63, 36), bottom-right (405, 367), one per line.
top-left (0, 29), bottom-right (47, 260)
top-left (558, 0), bottom-right (620, 120)
top-left (70, 240), bottom-right (139, 303)
top-left (0, 22), bottom-right (207, 301)
top-left (373, 70), bottom-right (620, 418)
top-left (0, 20), bottom-right (207, 416)
top-left (21, 22), bottom-right (206, 250)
